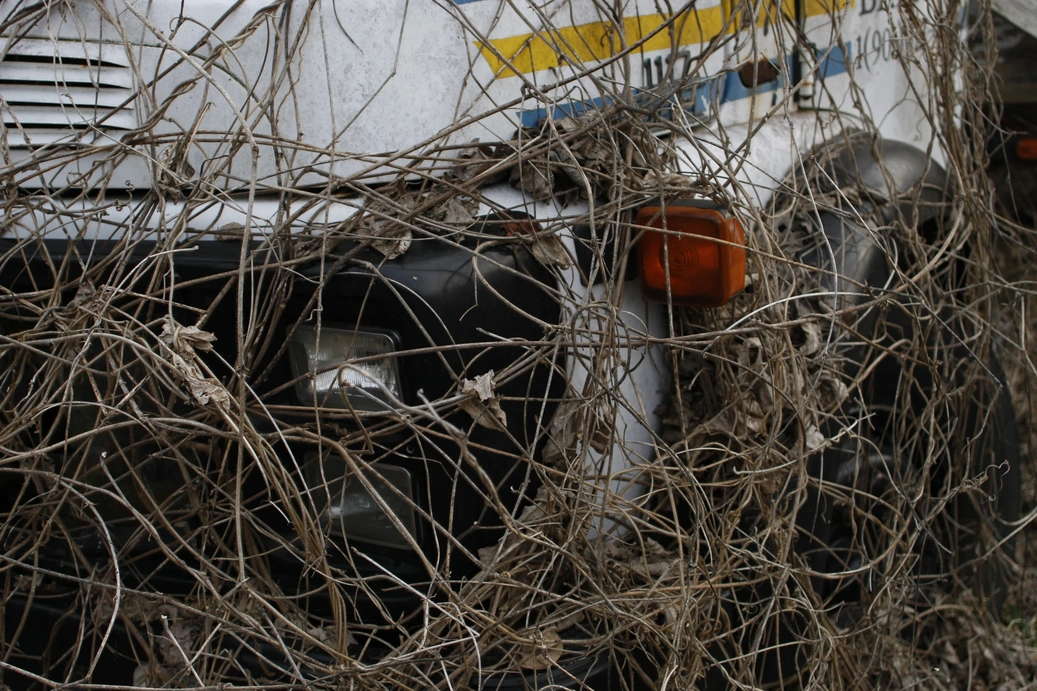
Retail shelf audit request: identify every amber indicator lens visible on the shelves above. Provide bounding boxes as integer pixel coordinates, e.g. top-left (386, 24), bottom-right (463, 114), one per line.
top-left (636, 204), bottom-right (746, 307)
top-left (1016, 138), bottom-right (1037, 161)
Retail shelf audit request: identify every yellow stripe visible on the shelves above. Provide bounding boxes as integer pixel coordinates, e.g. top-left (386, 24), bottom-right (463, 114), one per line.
top-left (478, 6), bottom-right (725, 78)
top-left (802, 0), bottom-right (853, 15)
top-left (478, 0), bottom-right (852, 78)
top-left (723, 0), bottom-right (854, 30)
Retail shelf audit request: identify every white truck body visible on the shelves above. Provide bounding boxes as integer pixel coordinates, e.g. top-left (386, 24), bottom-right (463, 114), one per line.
top-left (0, 0), bottom-right (930, 484)
top-left (0, 0), bottom-right (977, 687)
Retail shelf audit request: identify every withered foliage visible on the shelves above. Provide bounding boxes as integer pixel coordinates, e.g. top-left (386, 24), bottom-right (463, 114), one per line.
top-left (0, 0), bottom-right (1034, 689)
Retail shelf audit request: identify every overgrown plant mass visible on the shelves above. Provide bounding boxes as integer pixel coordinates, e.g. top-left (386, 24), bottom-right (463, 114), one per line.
top-left (0, 0), bottom-right (1034, 688)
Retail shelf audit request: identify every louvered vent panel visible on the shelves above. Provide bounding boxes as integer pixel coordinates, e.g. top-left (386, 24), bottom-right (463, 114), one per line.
top-left (0, 38), bottom-right (136, 148)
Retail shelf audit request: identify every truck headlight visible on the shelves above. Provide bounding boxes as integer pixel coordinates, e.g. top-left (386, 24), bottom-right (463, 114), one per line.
top-left (308, 455), bottom-right (418, 550)
top-left (289, 325), bottom-right (401, 411)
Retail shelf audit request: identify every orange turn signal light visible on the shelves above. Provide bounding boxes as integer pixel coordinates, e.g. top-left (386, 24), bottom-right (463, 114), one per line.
top-left (636, 202), bottom-right (746, 307)
top-left (1016, 138), bottom-right (1037, 161)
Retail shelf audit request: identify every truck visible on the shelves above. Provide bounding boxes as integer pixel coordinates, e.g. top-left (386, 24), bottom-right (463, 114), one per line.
top-left (0, 0), bottom-right (1021, 688)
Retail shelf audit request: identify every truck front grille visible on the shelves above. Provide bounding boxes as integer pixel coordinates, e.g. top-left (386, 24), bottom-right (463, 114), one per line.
top-left (0, 38), bottom-right (136, 149)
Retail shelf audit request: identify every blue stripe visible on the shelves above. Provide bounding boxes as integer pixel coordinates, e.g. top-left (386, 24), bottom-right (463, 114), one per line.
top-left (816, 44), bottom-right (850, 78)
top-left (519, 97), bottom-right (609, 128)
top-left (643, 73), bottom-right (726, 124)
top-left (518, 74), bottom-right (726, 129)
top-left (515, 45), bottom-right (850, 128)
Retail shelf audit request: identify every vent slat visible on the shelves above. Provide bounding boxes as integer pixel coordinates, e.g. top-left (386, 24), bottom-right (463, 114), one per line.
top-left (3, 38), bottom-right (130, 68)
top-left (2, 108), bottom-right (137, 130)
top-left (1, 53), bottom-right (127, 69)
top-left (0, 61), bottom-right (133, 89)
top-left (2, 130), bottom-right (85, 148)
top-left (1, 84), bottom-right (133, 109)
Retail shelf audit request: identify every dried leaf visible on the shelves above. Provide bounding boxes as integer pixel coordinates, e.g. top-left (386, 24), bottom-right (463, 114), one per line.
top-left (798, 321), bottom-right (824, 355)
top-left (158, 616), bottom-right (201, 667)
top-left (160, 319), bottom-right (229, 406)
top-left (160, 321), bottom-right (217, 353)
top-left (460, 371), bottom-right (507, 429)
top-left (521, 230), bottom-right (573, 269)
top-left (514, 628), bottom-right (563, 670)
top-left (804, 424), bottom-right (825, 453)
top-left (431, 195), bottom-right (476, 227)
top-left (132, 664), bottom-right (170, 688)
top-left (369, 222), bottom-right (412, 260)
top-left (510, 158), bottom-right (554, 200)
top-left (542, 398), bottom-right (582, 468)
top-left (453, 140), bottom-right (506, 184)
